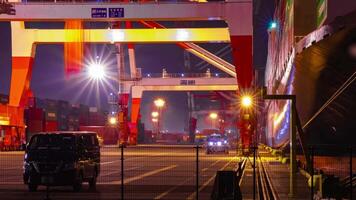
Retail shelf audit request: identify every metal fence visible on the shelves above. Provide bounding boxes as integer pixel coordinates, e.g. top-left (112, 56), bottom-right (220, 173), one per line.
top-left (1, 144), bottom-right (354, 200)
top-left (308, 145), bottom-right (355, 200)
top-left (0, 144), bottom-right (241, 200)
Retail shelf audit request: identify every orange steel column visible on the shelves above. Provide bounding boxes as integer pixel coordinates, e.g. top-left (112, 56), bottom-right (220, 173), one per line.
top-left (64, 20), bottom-right (84, 76)
top-left (129, 97), bottom-right (141, 145)
top-left (230, 36), bottom-right (253, 149)
top-left (9, 22), bottom-right (36, 108)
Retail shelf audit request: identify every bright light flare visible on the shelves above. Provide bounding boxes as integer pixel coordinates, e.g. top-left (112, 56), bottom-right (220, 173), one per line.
top-left (152, 118), bottom-right (158, 123)
top-left (151, 111), bottom-right (159, 118)
top-left (176, 29), bottom-right (190, 41)
top-left (209, 112), bottom-right (218, 120)
top-left (154, 98), bottom-right (165, 108)
top-left (109, 117), bottom-right (117, 125)
top-left (269, 21), bottom-right (278, 30)
top-left (88, 63), bottom-right (105, 80)
top-left (241, 95), bottom-right (253, 108)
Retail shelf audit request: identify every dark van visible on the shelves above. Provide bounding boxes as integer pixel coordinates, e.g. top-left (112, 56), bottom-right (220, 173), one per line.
top-left (23, 132), bottom-right (100, 192)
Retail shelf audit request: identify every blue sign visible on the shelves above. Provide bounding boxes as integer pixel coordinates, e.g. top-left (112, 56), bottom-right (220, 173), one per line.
top-left (109, 8), bottom-right (124, 18)
top-left (91, 8), bottom-right (107, 18)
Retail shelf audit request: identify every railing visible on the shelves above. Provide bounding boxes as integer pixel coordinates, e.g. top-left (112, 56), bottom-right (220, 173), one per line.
top-left (143, 73), bottom-right (232, 78)
top-left (118, 72), bottom-right (232, 80)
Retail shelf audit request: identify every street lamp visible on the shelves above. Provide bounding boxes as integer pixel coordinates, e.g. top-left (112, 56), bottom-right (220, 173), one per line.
top-left (88, 63), bottom-right (105, 80)
top-left (209, 112), bottom-right (218, 120)
top-left (154, 98), bottom-right (165, 108)
top-left (151, 111), bottom-right (159, 118)
top-left (241, 95), bottom-right (253, 108)
top-left (109, 116), bottom-right (117, 125)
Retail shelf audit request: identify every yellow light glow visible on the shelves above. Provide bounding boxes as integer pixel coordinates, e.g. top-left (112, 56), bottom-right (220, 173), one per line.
top-left (0, 116), bottom-right (10, 126)
top-left (109, 117), bottom-right (117, 125)
top-left (34, 28), bottom-right (230, 43)
top-left (151, 111), bottom-right (159, 118)
top-left (152, 118), bottom-right (158, 122)
top-left (241, 95), bottom-right (253, 108)
top-left (154, 98), bottom-right (165, 108)
top-left (209, 112), bottom-right (218, 120)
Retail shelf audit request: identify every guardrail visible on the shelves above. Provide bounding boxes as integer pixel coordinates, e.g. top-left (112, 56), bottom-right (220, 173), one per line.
top-left (118, 73), bottom-right (232, 80)
top-left (143, 73), bottom-right (232, 78)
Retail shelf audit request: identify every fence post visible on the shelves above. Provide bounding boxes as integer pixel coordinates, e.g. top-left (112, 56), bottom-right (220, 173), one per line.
top-left (195, 144), bottom-right (200, 200)
top-left (310, 146), bottom-right (314, 200)
top-left (253, 146), bottom-right (256, 200)
top-left (120, 144), bottom-right (124, 200)
top-left (350, 146), bottom-right (352, 200)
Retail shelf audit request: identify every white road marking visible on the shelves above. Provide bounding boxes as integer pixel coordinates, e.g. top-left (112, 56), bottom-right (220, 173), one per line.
top-left (100, 166), bottom-right (140, 177)
top-left (185, 156), bottom-right (236, 200)
top-left (110, 165), bottom-right (177, 185)
top-left (154, 177), bottom-right (192, 199)
top-left (154, 157), bottom-right (225, 199)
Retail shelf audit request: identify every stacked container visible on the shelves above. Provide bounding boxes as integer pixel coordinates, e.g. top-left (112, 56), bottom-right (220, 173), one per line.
top-left (79, 104), bottom-right (89, 126)
top-left (44, 99), bottom-right (58, 131)
top-left (89, 107), bottom-right (106, 126)
top-left (68, 104), bottom-right (80, 131)
top-left (25, 107), bottom-right (44, 141)
top-left (57, 100), bottom-right (70, 131)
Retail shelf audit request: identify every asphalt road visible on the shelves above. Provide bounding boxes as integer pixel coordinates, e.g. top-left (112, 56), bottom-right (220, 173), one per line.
top-left (0, 145), bottom-right (240, 200)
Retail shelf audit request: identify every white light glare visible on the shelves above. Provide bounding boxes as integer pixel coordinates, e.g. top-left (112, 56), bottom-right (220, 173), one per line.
top-left (177, 29), bottom-right (190, 41)
top-left (112, 30), bottom-right (125, 42)
top-left (88, 63), bottom-right (105, 80)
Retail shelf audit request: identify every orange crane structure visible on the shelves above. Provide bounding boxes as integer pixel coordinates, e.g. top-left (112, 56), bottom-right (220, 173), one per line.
top-left (0, 0), bottom-right (253, 147)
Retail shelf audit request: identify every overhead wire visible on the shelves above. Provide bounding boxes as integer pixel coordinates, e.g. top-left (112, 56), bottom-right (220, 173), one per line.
top-left (302, 70), bottom-right (356, 129)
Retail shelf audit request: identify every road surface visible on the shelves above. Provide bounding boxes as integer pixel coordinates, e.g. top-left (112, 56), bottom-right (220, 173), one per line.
top-left (0, 145), bottom-right (239, 200)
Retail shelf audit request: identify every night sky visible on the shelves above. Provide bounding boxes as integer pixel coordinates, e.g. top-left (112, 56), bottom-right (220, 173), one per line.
top-left (0, 0), bottom-right (275, 132)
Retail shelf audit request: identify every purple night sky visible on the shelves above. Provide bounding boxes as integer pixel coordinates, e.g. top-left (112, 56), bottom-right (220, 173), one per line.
top-left (0, 0), bottom-right (278, 132)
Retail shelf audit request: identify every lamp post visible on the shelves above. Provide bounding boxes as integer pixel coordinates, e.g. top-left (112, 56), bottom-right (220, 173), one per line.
top-left (262, 89), bottom-right (297, 198)
top-left (239, 93), bottom-right (256, 199)
top-left (153, 98), bottom-right (165, 135)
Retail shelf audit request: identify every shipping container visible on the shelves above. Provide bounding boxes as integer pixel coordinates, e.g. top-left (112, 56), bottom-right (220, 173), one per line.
top-left (79, 126), bottom-right (119, 145)
top-left (80, 104), bottom-right (89, 114)
top-left (25, 108), bottom-right (44, 121)
top-left (79, 114), bottom-right (89, 126)
top-left (44, 121), bottom-right (58, 131)
top-left (27, 120), bottom-right (43, 133)
top-left (89, 112), bottom-right (106, 126)
top-left (45, 110), bottom-right (57, 121)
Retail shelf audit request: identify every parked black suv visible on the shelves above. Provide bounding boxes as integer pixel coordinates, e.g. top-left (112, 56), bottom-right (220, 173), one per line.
top-left (23, 132), bottom-right (100, 192)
